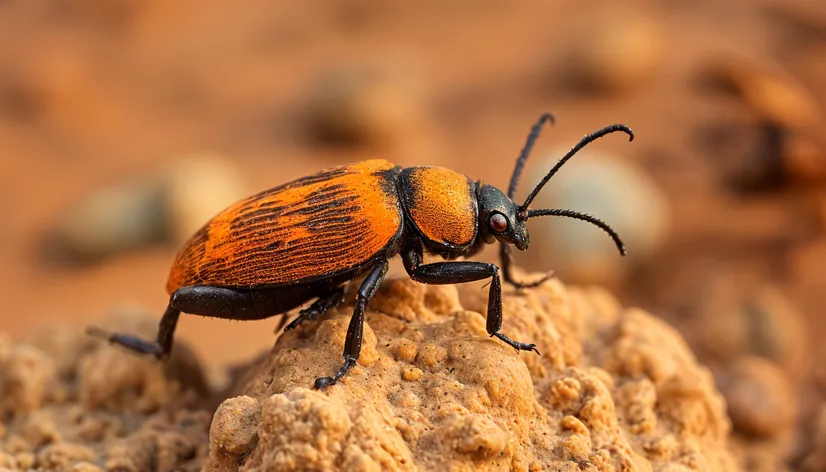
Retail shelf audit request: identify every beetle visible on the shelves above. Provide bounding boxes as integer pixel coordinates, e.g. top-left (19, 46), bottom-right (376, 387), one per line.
top-left (90, 113), bottom-right (633, 389)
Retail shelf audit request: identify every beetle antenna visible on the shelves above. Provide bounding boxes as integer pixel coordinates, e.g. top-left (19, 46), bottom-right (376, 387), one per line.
top-left (508, 112), bottom-right (555, 200)
top-left (518, 124), bottom-right (634, 213)
top-left (527, 208), bottom-right (627, 256)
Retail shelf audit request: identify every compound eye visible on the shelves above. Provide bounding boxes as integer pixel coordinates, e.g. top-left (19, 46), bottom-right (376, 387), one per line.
top-left (489, 213), bottom-right (508, 233)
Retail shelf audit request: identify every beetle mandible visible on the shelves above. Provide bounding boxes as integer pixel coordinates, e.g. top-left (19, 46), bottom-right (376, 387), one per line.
top-left (90, 113), bottom-right (633, 389)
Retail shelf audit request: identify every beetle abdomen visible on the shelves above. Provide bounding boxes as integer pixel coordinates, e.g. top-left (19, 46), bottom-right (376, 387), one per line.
top-left (400, 166), bottom-right (478, 249)
top-left (166, 160), bottom-right (403, 293)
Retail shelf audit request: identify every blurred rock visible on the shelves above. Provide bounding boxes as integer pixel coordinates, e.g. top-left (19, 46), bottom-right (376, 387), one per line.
top-left (0, 314), bottom-right (212, 471)
top-left (783, 132), bottom-right (826, 184)
top-left (28, 324), bottom-right (99, 379)
top-left (720, 356), bottom-right (797, 438)
top-left (306, 64), bottom-right (425, 147)
top-left (206, 396), bottom-right (261, 472)
top-left (39, 179), bottom-right (168, 265)
top-left (692, 283), bottom-right (810, 381)
top-left (763, 0), bottom-right (826, 45)
top-left (699, 56), bottom-right (824, 132)
top-left (517, 150), bottom-right (670, 288)
top-left (701, 119), bottom-right (787, 192)
top-left (0, 345), bottom-right (57, 419)
top-left (701, 118), bottom-right (826, 192)
top-left (800, 404), bottom-right (826, 471)
top-left (564, 13), bottom-right (664, 94)
top-left (161, 152), bottom-right (247, 245)
top-left (40, 153), bottom-right (246, 266)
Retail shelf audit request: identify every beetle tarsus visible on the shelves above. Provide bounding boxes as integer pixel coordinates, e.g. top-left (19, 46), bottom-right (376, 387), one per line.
top-left (314, 376), bottom-right (335, 389)
top-left (284, 288), bottom-right (344, 332)
top-left (314, 355), bottom-right (357, 389)
top-left (86, 326), bottom-right (166, 359)
top-left (402, 237), bottom-right (543, 355)
top-left (499, 243), bottom-right (553, 289)
top-left (493, 332), bottom-right (540, 355)
top-left (85, 305), bottom-right (179, 361)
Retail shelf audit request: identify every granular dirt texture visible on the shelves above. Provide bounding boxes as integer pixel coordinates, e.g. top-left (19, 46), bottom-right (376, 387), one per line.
top-left (0, 314), bottom-right (213, 472)
top-left (210, 275), bottom-right (742, 472)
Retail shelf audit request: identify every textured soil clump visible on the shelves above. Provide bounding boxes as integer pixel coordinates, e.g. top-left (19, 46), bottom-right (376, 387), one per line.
top-left (4, 274), bottom-right (802, 471)
top-left (211, 276), bottom-right (740, 472)
top-left (0, 314), bottom-right (213, 472)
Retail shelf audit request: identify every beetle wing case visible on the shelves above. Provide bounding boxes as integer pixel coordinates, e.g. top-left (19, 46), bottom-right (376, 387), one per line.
top-left (166, 160), bottom-right (404, 293)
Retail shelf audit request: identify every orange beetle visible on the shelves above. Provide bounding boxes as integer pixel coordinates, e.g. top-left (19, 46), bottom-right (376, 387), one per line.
top-left (92, 113), bottom-right (633, 389)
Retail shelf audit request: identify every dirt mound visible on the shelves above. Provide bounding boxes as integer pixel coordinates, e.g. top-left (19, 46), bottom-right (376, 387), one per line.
top-left (209, 276), bottom-right (740, 471)
top-left (0, 314), bottom-right (212, 472)
top-left (4, 274), bottom-right (807, 471)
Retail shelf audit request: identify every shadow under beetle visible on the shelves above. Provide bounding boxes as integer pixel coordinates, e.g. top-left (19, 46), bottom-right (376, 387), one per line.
top-left (90, 113), bottom-right (633, 389)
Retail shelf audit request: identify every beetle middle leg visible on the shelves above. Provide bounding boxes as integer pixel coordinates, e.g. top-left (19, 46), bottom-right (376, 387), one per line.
top-left (403, 240), bottom-right (539, 354)
top-left (279, 288), bottom-right (344, 332)
top-left (314, 259), bottom-right (389, 390)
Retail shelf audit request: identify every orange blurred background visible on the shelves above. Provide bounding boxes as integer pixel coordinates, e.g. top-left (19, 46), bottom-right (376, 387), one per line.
top-left (2, 0), bottom-right (825, 439)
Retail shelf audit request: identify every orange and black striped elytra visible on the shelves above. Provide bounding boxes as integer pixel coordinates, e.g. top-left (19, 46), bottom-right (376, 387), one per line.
top-left (89, 113), bottom-right (633, 389)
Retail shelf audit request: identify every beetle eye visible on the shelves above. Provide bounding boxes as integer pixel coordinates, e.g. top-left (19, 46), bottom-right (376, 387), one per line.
top-left (489, 213), bottom-right (508, 233)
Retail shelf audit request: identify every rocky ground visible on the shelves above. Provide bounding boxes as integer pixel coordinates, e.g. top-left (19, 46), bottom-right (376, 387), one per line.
top-left (2, 274), bottom-right (820, 471)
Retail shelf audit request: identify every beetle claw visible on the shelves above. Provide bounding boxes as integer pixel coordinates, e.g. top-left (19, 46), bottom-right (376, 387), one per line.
top-left (493, 332), bottom-right (541, 355)
top-left (86, 325), bottom-right (165, 358)
top-left (509, 270), bottom-right (554, 289)
top-left (314, 376), bottom-right (336, 390)
top-left (85, 325), bottom-right (113, 341)
top-left (284, 307), bottom-right (321, 332)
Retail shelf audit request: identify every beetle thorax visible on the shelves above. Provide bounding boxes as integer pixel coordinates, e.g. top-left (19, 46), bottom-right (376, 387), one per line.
top-left (399, 166), bottom-right (479, 252)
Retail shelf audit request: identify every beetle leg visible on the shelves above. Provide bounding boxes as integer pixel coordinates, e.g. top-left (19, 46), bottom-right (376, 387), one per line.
top-left (86, 305), bottom-right (180, 360)
top-left (314, 260), bottom-right (389, 390)
top-left (402, 241), bottom-right (540, 355)
top-left (499, 243), bottom-right (553, 289)
top-left (281, 288), bottom-right (345, 332)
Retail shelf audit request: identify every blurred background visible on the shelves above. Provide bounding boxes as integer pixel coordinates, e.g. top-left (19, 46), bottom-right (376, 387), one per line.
top-left (1, 0), bottom-right (825, 468)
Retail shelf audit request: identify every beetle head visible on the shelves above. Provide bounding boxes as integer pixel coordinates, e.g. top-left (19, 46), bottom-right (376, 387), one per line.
top-left (478, 184), bottom-right (530, 251)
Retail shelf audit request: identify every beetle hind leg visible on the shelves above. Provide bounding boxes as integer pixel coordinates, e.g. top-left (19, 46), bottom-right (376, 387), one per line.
top-left (86, 305), bottom-right (180, 360)
top-left (314, 260), bottom-right (389, 390)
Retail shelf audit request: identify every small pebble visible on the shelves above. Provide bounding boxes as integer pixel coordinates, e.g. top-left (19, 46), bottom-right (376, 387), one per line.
top-left (161, 152), bottom-right (248, 244)
top-left (40, 153), bottom-right (246, 265)
top-left (565, 12), bottom-right (663, 94)
top-left (721, 356), bottom-right (797, 438)
top-left (0, 345), bottom-right (56, 417)
top-left (306, 64), bottom-right (423, 146)
top-left (402, 367), bottom-right (423, 382)
top-left (209, 396), bottom-right (262, 457)
top-left (699, 56), bottom-right (823, 131)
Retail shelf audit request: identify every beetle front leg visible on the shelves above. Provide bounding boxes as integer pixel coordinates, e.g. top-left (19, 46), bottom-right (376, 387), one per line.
top-left (499, 242), bottom-right (553, 289)
top-left (402, 244), bottom-right (539, 355)
top-left (314, 260), bottom-right (389, 390)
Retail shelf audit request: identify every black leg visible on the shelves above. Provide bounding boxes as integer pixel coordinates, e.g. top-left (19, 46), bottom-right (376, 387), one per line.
top-left (280, 288), bottom-right (344, 332)
top-left (86, 305), bottom-right (180, 360)
top-left (499, 242), bottom-right (553, 289)
top-left (403, 238), bottom-right (539, 355)
top-left (314, 260), bottom-right (389, 389)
